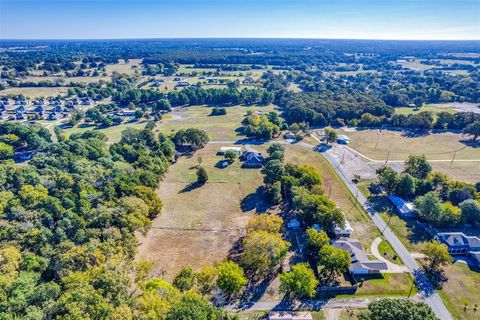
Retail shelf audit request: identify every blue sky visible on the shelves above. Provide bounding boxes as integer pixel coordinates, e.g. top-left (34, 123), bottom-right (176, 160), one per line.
top-left (1, 0), bottom-right (479, 40)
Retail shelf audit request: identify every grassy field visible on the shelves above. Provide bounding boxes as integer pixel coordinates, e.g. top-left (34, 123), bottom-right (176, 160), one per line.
top-left (377, 239), bottom-right (403, 265)
top-left (394, 105), bottom-right (457, 117)
top-left (0, 87), bottom-right (69, 98)
top-left (438, 263), bottom-right (480, 320)
top-left (346, 273), bottom-right (417, 298)
top-left (23, 75), bottom-right (110, 84)
top-left (340, 128), bottom-right (480, 182)
top-left (135, 143), bottom-right (265, 280)
top-left (395, 103), bottom-right (479, 116)
top-left (341, 128), bottom-right (480, 161)
top-left (63, 121), bottom-right (147, 143)
top-left (105, 58), bottom-right (142, 75)
top-left (156, 104), bottom-right (278, 141)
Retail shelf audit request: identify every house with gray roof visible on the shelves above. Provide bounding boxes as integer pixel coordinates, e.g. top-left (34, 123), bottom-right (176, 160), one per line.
top-left (332, 238), bottom-right (388, 275)
top-left (241, 150), bottom-right (265, 168)
top-left (435, 232), bottom-right (480, 267)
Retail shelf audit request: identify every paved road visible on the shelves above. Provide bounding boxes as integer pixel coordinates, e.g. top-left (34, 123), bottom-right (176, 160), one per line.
top-left (228, 296), bottom-right (414, 312)
top-left (209, 138), bottom-right (452, 319)
top-left (320, 144), bottom-right (452, 320)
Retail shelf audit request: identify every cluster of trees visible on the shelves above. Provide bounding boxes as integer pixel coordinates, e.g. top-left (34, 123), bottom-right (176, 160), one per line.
top-left (279, 227), bottom-right (351, 298)
top-left (240, 214), bottom-right (290, 276)
top-left (112, 84), bottom-right (273, 111)
top-left (241, 111), bottom-right (283, 140)
top-left (359, 298), bottom-right (437, 320)
top-left (0, 123), bottom-right (51, 159)
top-left (171, 128), bottom-right (209, 151)
top-left (210, 107), bottom-right (227, 116)
top-left (375, 155), bottom-right (479, 226)
top-left (84, 103), bottom-right (123, 126)
top-left (170, 215), bottom-right (292, 299)
top-left (0, 124), bottom-right (189, 319)
top-left (261, 144), bottom-right (345, 235)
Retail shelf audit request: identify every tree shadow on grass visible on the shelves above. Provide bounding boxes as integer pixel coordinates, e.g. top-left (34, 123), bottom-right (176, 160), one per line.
top-left (178, 181), bottom-right (204, 193)
top-left (236, 268), bottom-right (281, 310)
top-left (400, 129), bottom-right (430, 138)
top-left (459, 139), bottom-right (479, 148)
top-left (240, 186), bottom-right (272, 213)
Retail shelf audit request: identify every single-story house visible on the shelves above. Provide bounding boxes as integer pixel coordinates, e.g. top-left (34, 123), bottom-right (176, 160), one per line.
top-left (34, 105), bottom-right (44, 113)
top-left (219, 146), bottom-right (242, 155)
top-left (48, 113), bottom-right (58, 121)
top-left (53, 105), bottom-right (63, 112)
top-left (388, 195), bottom-right (417, 218)
top-left (15, 105), bottom-right (26, 112)
top-left (334, 220), bottom-right (353, 237)
top-left (268, 311), bottom-right (313, 320)
top-left (332, 238), bottom-right (388, 275)
top-left (177, 81), bottom-right (190, 87)
top-left (15, 113), bottom-right (25, 120)
top-left (337, 135), bottom-right (350, 144)
top-left (115, 110), bottom-right (136, 117)
top-left (284, 132), bottom-right (296, 140)
top-left (242, 150), bottom-right (265, 168)
top-left (81, 98), bottom-right (92, 105)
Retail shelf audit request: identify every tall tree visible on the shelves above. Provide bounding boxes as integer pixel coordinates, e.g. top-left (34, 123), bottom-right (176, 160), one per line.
top-left (279, 263), bottom-right (318, 298)
top-left (422, 240), bottom-right (452, 272)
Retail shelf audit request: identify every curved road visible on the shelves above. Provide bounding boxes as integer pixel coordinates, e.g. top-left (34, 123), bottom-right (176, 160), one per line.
top-left (210, 139), bottom-right (452, 320)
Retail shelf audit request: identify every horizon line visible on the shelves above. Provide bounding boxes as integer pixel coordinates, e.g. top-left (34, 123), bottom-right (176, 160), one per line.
top-left (1, 36), bottom-right (480, 42)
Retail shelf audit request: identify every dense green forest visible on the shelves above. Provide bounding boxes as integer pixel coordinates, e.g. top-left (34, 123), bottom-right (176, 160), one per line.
top-left (0, 123), bottom-right (240, 319)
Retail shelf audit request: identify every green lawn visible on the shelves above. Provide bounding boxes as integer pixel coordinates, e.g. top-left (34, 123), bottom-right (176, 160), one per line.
top-left (394, 104), bottom-right (456, 117)
top-left (339, 273), bottom-right (417, 298)
top-left (438, 263), bottom-right (480, 320)
top-left (378, 239), bottom-right (403, 265)
top-left (64, 121), bottom-right (147, 143)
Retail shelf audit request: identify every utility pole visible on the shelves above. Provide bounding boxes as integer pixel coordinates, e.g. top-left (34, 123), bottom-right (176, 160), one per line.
top-left (328, 185), bottom-right (332, 198)
top-left (450, 151), bottom-right (457, 168)
top-left (385, 151), bottom-right (390, 164)
top-left (341, 150), bottom-right (346, 164)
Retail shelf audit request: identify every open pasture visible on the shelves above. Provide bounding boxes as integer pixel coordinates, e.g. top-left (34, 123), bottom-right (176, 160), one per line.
top-left (340, 128), bottom-right (480, 161)
top-left (135, 143), bottom-right (266, 279)
top-left (156, 104), bottom-right (277, 141)
top-left (0, 87), bottom-right (69, 98)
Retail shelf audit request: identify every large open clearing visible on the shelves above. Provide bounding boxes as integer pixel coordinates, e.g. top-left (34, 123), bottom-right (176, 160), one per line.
top-left (135, 143), bottom-right (265, 280)
top-left (156, 104), bottom-right (278, 141)
top-left (340, 128), bottom-right (480, 183)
